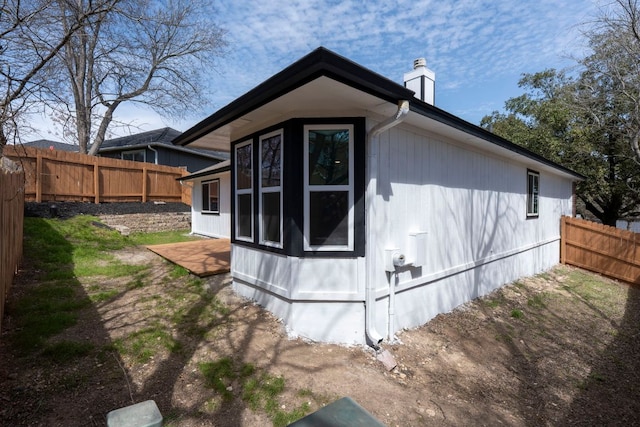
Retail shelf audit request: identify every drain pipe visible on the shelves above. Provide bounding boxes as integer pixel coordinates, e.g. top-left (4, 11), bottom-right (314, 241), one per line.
top-left (365, 100), bottom-right (410, 348)
top-left (147, 145), bottom-right (159, 164)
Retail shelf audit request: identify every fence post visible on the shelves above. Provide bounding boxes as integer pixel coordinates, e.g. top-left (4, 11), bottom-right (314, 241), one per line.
top-left (142, 165), bottom-right (148, 202)
top-left (35, 152), bottom-right (42, 203)
top-left (560, 216), bottom-right (567, 264)
top-left (94, 156), bottom-right (100, 204)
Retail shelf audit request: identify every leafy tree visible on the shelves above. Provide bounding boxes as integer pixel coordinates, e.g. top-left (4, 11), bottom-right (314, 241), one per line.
top-left (481, 66), bottom-right (640, 226)
top-left (481, 1), bottom-right (640, 226)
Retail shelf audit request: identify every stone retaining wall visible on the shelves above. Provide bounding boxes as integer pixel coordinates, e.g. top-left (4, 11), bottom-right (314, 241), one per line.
top-left (98, 212), bottom-right (191, 234)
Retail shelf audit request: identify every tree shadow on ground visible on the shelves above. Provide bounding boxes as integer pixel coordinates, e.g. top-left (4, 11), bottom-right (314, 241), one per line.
top-left (0, 218), bottom-right (136, 425)
top-left (561, 284), bottom-right (640, 425)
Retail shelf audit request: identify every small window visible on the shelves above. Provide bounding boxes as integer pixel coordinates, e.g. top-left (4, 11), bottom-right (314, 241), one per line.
top-left (122, 149), bottom-right (145, 162)
top-left (304, 125), bottom-right (354, 251)
top-left (235, 141), bottom-right (253, 241)
top-left (202, 179), bottom-right (219, 214)
top-left (527, 170), bottom-right (539, 217)
top-left (259, 130), bottom-right (283, 247)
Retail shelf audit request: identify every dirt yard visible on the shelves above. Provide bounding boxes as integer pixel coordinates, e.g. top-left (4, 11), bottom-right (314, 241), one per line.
top-left (2, 232), bottom-right (640, 425)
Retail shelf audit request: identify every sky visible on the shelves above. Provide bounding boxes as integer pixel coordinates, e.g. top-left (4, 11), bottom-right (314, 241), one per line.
top-left (33, 0), bottom-right (604, 141)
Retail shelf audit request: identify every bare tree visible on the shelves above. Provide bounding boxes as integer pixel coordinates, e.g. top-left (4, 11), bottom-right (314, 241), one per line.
top-left (46, 0), bottom-right (226, 154)
top-left (0, 0), bottom-right (118, 156)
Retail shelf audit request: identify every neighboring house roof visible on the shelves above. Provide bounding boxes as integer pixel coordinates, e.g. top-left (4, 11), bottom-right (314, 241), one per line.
top-left (21, 139), bottom-right (79, 152)
top-left (177, 160), bottom-right (231, 182)
top-left (98, 127), bottom-right (229, 161)
top-left (174, 47), bottom-right (583, 180)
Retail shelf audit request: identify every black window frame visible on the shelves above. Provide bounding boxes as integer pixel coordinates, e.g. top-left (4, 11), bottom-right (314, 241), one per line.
top-left (527, 169), bottom-right (540, 218)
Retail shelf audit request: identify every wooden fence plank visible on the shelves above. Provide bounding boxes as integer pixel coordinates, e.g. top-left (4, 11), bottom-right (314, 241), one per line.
top-left (561, 216), bottom-right (640, 284)
top-left (3, 146), bottom-right (191, 204)
top-left (0, 159), bottom-right (25, 333)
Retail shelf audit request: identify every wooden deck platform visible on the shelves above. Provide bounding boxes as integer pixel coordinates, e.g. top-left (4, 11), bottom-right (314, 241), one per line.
top-left (146, 238), bottom-right (230, 277)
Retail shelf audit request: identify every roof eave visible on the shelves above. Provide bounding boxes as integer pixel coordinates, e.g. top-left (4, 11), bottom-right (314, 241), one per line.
top-left (172, 47), bottom-right (415, 147)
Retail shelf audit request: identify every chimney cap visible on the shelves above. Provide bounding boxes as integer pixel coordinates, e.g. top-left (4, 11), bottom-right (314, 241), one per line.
top-left (413, 58), bottom-right (427, 69)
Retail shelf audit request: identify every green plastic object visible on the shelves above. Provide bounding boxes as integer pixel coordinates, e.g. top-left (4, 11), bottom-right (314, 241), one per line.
top-left (287, 397), bottom-right (386, 427)
top-left (106, 400), bottom-right (163, 427)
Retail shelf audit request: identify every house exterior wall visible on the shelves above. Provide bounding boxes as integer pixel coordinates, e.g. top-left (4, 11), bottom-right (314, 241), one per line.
top-left (190, 171), bottom-right (231, 238)
top-left (101, 147), bottom-right (221, 172)
top-left (367, 123), bottom-right (573, 338)
top-left (229, 119), bottom-right (574, 345)
top-left (232, 247), bottom-right (366, 343)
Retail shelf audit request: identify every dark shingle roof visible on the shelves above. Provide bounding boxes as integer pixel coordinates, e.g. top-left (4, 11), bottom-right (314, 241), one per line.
top-left (100, 127), bottom-right (182, 148)
top-left (98, 127), bottom-right (228, 161)
top-left (21, 139), bottom-right (79, 152)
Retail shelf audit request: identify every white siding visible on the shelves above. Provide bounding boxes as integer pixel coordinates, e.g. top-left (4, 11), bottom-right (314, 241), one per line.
top-left (229, 122), bottom-right (576, 345)
top-left (190, 171), bottom-right (231, 238)
top-left (370, 124), bottom-right (574, 338)
top-left (232, 245), bottom-right (366, 344)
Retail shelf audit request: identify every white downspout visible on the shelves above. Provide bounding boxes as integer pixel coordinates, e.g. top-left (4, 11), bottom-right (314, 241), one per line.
top-left (147, 145), bottom-right (159, 165)
top-left (365, 100), bottom-right (410, 348)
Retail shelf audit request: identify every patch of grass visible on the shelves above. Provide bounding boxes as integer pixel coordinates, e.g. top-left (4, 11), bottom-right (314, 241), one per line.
top-left (89, 289), bottom-right (120, 303)
top-left (242, 372), bottom-right (311, 427)
top-left (200, 357), bottom-right (237, 400)
top-left (11, 282), bottom-right (90, 353)
top-left (115, 327), bottom-right (181, 364)
top-left (169, 265), bottom-right (190, 279)
top-left (42, 341), bottom-right (94, 363)
top-left (510, 309), bottom-right (524, 319)
top-left (128, 229), bottom-right (198, 246)
top-left (527, 293), bottom-right (548, 309)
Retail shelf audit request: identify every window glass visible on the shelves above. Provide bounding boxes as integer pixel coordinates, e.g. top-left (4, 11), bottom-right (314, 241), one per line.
top-left (202, 180), bottom-right (220, 213)
top-left (236, 144), bottom-right (252, 190)
top-left (308, 129), bottom-right (349, 186)
top-left (261, 134), bottom-right (281, 188)
top-left (304, 125), bottom-right (353, 251)
top-left (237, 193), bottom-right (252, 238)
top-left (122, 150), bottom-right (145, 162)
top-left (235, 141), bottom-right (253, 241)
top-left (527, 171), bottom-right (539, 217)
top-left (309, 191), bottom-right (349, 246)
top-left (262, 192), bottom-right (281, 243)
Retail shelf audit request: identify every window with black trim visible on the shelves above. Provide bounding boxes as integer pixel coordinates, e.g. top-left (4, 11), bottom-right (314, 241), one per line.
top-left (303, 124), bottom-right (354, 251)
top-left (527, 170), bottom-right (540, 217)
top-left (259, 130), bottom-right (283, 247)
top-left (202, 179), bottom-right (219, 214)
top-left (235, 141), bottom-right (253, 241)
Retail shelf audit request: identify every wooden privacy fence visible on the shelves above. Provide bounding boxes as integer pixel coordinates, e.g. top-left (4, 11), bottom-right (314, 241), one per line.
top-left (0, 157), bottom-right (25, 332)
top-left (4, 145), bottom-right (190, 204)
top-left (561, 216), bottom-right (640, 285)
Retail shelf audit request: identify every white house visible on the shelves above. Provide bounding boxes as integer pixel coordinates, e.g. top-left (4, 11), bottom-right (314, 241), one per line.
top-left (178, 160), bottom-right (231, 239)
top-left (173, 48), bottom-right (582, 346)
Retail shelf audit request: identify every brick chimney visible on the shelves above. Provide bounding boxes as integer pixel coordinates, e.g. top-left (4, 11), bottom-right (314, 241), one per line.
top-left (403, 58), bottom-right (435, 105)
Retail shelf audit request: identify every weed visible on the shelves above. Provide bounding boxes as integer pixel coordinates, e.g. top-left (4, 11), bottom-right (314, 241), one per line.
top-left (510, 309), bottom-right (524, 319)
top-left (170, 265), bottom-right (190, 279)
top-left (527, 293), bottom-right (548, 309)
